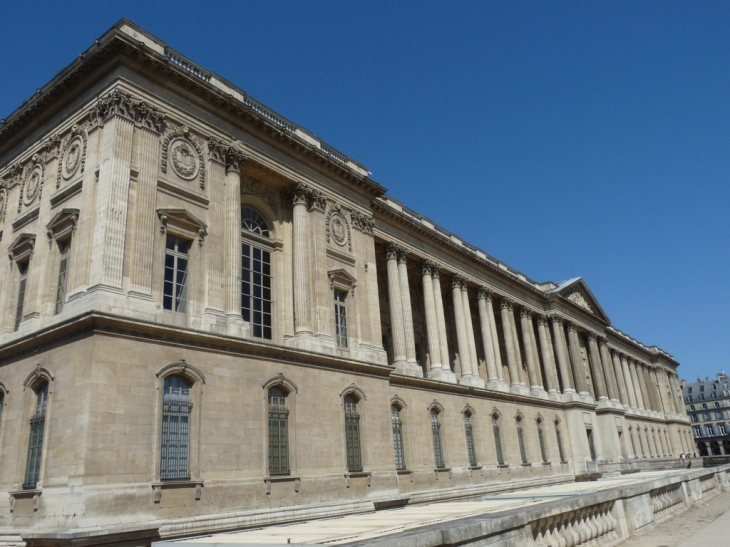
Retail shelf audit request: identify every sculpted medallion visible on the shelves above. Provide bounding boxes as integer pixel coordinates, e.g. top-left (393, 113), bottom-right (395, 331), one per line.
top-left (330, 212), bottom-right (348, 246)
top-left (169, 138), bottom-right (200, 181)
top-left (61, 135), bottom-right (84, 180)
top-left (23, 165), bottom-right (43, 206)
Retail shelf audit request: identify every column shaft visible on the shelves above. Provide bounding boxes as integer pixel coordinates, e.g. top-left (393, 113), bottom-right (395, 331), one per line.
top-left (224, 155), bottom-right (243, 319)
top-left (567, 324), bottom-right (589, 395)
top-left (619, 355), bottom-right (638, 408)
top-left (551, 317), bottom-right (574, 392)
top-left (599, 339), bottom-right (620, 402)
top-left (397, 252), bottom-right (417, 365)
top-left (629, 360), bottom-right (646, 409)
top-left (432, 270), bottom-right (451, 371)
top-left (421, 262), bottom-right (442, 371)
top-left (537, 316), bottom-right (559, 394)
top-left (520, 309), bottom-right (543, 392)
top-left (501, 300), bottom-right (522, 387)
top-left (461, 286), bottom-right (479, 372)
top-left (477, 289), bottom-right (499, 384)
top-left (587, 334), bottom-right (608, 400)
top-left (292, 190), bottom-right (312, 335)
top-left (385, 245), bottom-right (406, 364)
top-left (452, 277), bottom-right (473, 377)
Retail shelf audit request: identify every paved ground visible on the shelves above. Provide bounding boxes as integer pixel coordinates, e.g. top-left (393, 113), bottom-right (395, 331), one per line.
top-left (157, 470), bottom-right (695, 546)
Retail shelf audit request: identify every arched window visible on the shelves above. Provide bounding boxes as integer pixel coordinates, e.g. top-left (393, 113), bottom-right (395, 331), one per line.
top-left (241, 206), bottom-right (272, 340)
top-left (555, 419), bottom-right (566, 463)
top-left (463, 411), bottom-right (477, 467)
top-left (537, 418), bottom-right (548, 464)
top-left (268, 387), bottom-right (289, 476)
top-left (430, 409), bottom-right (445, 468)
top-left (391, 404), bottom-right (405, 470)
top-left (516, 416), bottom-right (528, 464)
top-left (344, 395), bottom-right (362, 472)
top-left (492, 413), bottom-right (504, 465)
top-left (24, 381), bottom-right (49, 489)
top-left (160, 376), bottom-right (192, 481)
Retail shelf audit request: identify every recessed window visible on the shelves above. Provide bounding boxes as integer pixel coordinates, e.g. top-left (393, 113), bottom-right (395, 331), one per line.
top-left (463, 412), bottom-right (477, 467)
top-left (55, 240), bottom-right (71, 314)
top-left (344, 395), bottom-right (362, 472)
top-left (516, 418), bottom-right (528, 464)
top-left (15, 262), bottom-right (29, 331)
top-left (268, 387), bottom-right (289, 476)
top-left (160, 375), bottom-right (192, 481)
top-left (241, 206), bottom-right (272, 340)
top-left (555, 420), bottom-right (566, 462)
top-left (492, 414), bottom-right (504, 465)
top-left (586, 428), bottom-right (596, 460)
top-left (24, 382), bottom-right (48, 489)
top-left (334, 289), bottom-right (348, 348)
top-left (430, 409), bottom-right (445, 468)
top-left (163, 236), bottom-right (189, 313)
top-left (391, 405), bottom-right (405, 470)
top-left (537, 419), bottom-right (548, 463)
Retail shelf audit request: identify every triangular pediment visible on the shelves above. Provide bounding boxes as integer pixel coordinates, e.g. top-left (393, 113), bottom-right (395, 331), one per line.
top-left (547, 277), bottom-right (610, 323)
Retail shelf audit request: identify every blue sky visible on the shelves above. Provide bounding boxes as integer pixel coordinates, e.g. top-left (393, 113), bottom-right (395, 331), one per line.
top-left (1, 1), bottom-right (728, 382)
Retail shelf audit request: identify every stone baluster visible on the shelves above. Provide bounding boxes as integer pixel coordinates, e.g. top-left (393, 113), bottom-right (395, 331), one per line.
top-left (385, 243), bottom-right (407, 367)
top-left (519, 308), bottom-right (545, 396)
top-left (421, 261), bottom-right (442, 374)
top-left (396, 248), bottom-right (419, 369)
top-left (291, 184), bottom-right (313, 335)
top-left (550, 316), bottom-right (575, 394)
top-left (598, 337), bottom-right (620, 403)
top-left (537, 315), bottom-right (560, 397)
top-left (431, 268), bottom-right (456, 382)
top-left (587, 334), bottom-right (609, 401)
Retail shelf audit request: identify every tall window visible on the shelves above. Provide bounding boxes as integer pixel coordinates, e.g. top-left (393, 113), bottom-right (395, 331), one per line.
top-left (344, 395), bottom-right (362, 472)
top-left (516, 418), bottom-right (528, 464)
top-left (163, 236), bottom-right (189, 313)
top-left (24, 382), bottom-right (48, 489)
top-left (160, 376), bottom-right (192, 481)
top-left (537, 419), bottom-right (548, 463)
top-left (464, 412), bottom-right (477, 467)
top-left (586, 428), bottom-right (596, 460)
top-left (54, 240), bottom-right (71, 314)
top-left (391, 405), bottom-right (405, 470)
top-left (334, 289), bottom-right (348, 348)
top-left (430, 409), bottom-right (445, 468)
top-left (241, 206), bottom-right (272, 340)
top-left (15, 262), bottom-right (29, 331)
top-left (555, 420), bottom-right (566, 462)
top-left (492, 414), bottom-right (504, 465)
top-left (268, 387), bottom-right (289, 476)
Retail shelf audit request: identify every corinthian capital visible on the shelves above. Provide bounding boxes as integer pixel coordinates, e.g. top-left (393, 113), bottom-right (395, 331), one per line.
top-left (519, 307), bottom-right (532, 320)
top-left (451, 274), bottom-right (466, 290)
top-left (549, 314), bottom-right (563, 326)
top-left (421, 260), bottom-right (437, 276)
top-left (536, 314), bottom-right (548, 326)
top-left (500, 298), bottom-right (513, 311)
top-left (477, 286), bottom-right (492, 301)
top-left (225, 140), bottom-right (247, 174)
top-left (566, 322), bottom-right (577, 333)
top-left (385, 242), bottom-right (405, 261)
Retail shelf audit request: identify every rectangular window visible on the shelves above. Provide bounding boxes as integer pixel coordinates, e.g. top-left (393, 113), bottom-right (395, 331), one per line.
top-left (555, 423), bottom-right (566, 462)
top-left (464, 414), bottom-right (477, 467)
top-left (705, 412), bottom-right (712, 421)
top-left (24, 383), bottom-right (48, 490)
top-left (538, 425), bottom-right (548, 463)
top-left (690, 405), bottom-right (696, 410)
top-left (55, 240), bottom-right (71, 314)
top-left (15, 262), bottom-right (29, 331)
top-left (431, 411), bottom-right (445, 468)
top-left (586, 428), bottom-right (596, 460)
top-left (517, 422), bottom-right (528, 464)
top-left (334, 289), bottom-right (348, 348)
top-left (344, 396), bottom-right (362, 472)
top-left (719, 424), bottom-right (727, 435)
top-left (715, 402), bottom-right (721, 408)
top-left (493, 418), bottom-right (504, 465)
top-left (699, 393), bottom-right (706, 401)
top-left (163, 236), bottom-right (189, 314)
top-left (691, 414), bottom-right (699, 422)
top-left (391, 406), bottom-right (405, 470)
top-left (160, 377), bottom-right (192, 481)
top-left (693, 427), bottom-right (701, 438)
top-left (241, 243), bottom-right (272, 339)
top-left (268, 389), bottom-right (289, 476)
top-left (702, 403), bottom-right (708, 409)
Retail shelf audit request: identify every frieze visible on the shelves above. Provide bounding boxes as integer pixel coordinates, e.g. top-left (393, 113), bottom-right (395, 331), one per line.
top-left (162, 122), bottom-right (206, 189)
top-left (240, 176), bottom-right (280, 213)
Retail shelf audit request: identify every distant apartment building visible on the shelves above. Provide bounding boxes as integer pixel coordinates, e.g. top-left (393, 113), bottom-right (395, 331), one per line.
top-left (682, 373), bottom-right (730, 456)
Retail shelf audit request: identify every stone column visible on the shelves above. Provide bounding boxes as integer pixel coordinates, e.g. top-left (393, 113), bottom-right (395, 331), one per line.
top-left (628, 359), bottom-right (646, 410)
top-left (453, 276), bottom-right (478, 385)
top-left (537, 316), bottom-right (560, 397)
top-left (386, 243), bottom-right (407, 366)
top-left (638, 364), bottom-right (655, 411)
top-left (478, 288), bottom-right (505, 391)
top-left (618, 354), bottom-right (638, 409)
top-left (651, 367), bottom-right (669, 414)
top-left (291, 185), bottom-right (313, 336)
top-left (461, 284), bottom-right (480, 375)
top-left (508, 305), bottom-right (523, 380)
top-left (587, 334), bottom-right (608, 401)
top-left (224, 145), bottom-right (247, 334)
top-left (396, 249), bottom-right (418, 368)
top-left (501, 299), bottom-right (525, 393)
top-left (421, 261), bottom-right (442, 374)
top-left (612, 351), bottom-right (631, 407)
top-left (484, 291), bottom-right (505, 381)
top-left (519, 309), bottom-right (545, 396)
top-left (89, 89), bottom-right (135, 290)
top-left (566, 323), bottom-right (589, 396)
top-left (550, 316), bottom-right (575, 393)
top-left (598, 338), bottom-right (620, 403)
top-left (431, 268), bottom-right (455, 382)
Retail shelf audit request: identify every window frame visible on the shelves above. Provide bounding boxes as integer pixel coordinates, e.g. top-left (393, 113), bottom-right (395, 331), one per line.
top-left (516, 416), bottom-right (529, 465)
top-left (492, 412), bottom-right (505, 465)
top-left (391, 403), bottom-right (406, 470)
top-left (241, 205), bottom-right (275, 341)
top-left (344, 394), bottom-right (363, 472)
top-left (430, 408), bottom-right (446, 469)
top-left (463, 411), bottom-right (477, 467)
top-left (163, 234), bottom-right (191, 315)
top-left (267, 386), bottom-right (290, 476)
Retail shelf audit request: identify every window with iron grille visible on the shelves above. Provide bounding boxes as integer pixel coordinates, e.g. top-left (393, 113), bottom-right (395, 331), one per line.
top-left (391, 405), bottom-right (405, 470)
top-left (537, 421), bottom-right (548, 463)
top-left (268, 387), bottom-right (289, 476)
top-left (163, 236), bottom-right (189, 313)
top-left (344, 395), bottom-right (362, 472)
top-left (334, 289), bottom-right (348, 348)
top-left (15, 261), bottom-right (29, 331)
top-left (463, 413), bottom-right (477, 467)
top-left (586, 428), bottom-right (596, 460)
top-left (516, 419), bottom-right (528, 464)
top-left (160, 376), bottom-right (192, 481)
top-left (555, 421), bottom-right (565, 462)
top-left (24, 382), bottom-right (48, 489)
top-left (241, 207), bottom-right (272, 340)
top-left (430, 409), bottom-right (445, 468)
top-left (54, 240), bottom-right (71, 314)
top-left (492, 415), bottom-right (504, 465)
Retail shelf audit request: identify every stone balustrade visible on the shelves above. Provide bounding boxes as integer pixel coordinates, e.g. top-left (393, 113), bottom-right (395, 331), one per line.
top-left (649, 484), bottom-right (684, 522)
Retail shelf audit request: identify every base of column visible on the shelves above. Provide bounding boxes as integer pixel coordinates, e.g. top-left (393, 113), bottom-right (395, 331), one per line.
top-left (428, 367), bottom-right (458, 384)
top-left (393, 362), bottom-right (424, 378)
top-left (579, 392), bottom-right (595, 405)
top-left (561, 390), bottom-right (582, 403)
top-left (509, 383), bottom-right (530, 396)
top-left (226, 314), bottom-right (249, 338)
top-left (530, 387), bottom-right (549, 400)
top-left (547, 389), bottom-right (562, 402)
top-left (285, 333), bottom-right (325, 353)
top-left (459, 375), bottom-right (486, 389)
top-left (486, 379), bottom-right (510, 393)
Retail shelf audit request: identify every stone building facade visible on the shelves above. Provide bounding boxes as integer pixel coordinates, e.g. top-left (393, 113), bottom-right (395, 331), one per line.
top-left (682, 373), bottom-right (730, 456)
top-left (0, 20), bottom-right (691, 538)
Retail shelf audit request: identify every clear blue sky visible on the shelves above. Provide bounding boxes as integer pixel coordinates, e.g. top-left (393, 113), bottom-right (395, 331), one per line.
top-left (2, 1), bottom-right (728, 382)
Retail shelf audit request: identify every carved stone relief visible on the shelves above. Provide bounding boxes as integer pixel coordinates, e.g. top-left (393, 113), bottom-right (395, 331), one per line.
top-left (161, 123), bottom-right (206, 190)
top-left (565, 289), bottom-right (593, 312)
top-left (0, 184), bottom-right (6, 226)
top-left (240, 176), bottom-right (280, 214)
top-left (18, 161), bottom-right (44, 212)
top-left (325, 203), bottom-right (352, 250)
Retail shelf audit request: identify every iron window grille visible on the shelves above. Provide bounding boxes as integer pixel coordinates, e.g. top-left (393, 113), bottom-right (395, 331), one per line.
top-left (24, 382), bottom-right (48, 489)
top-left (344, 395), bottom-right (362, 472)
top-left (15, 262), bottom-right (28, 331)
top-left (268, 387), bottom-right (289, 476)
top-left (464, 413), bottom-right (477, 467)
top-left (430, 410), bottom-right (445, 468)
top-left (391, 405), bottom-right (405, 470)
top-left (160, 376), bottom-right (192, 481)
top-left (537, 422), bottom-right (548, 463)
top-left (241, 207), bottom-right (272, 340)
top-left (492, 416), bottom-right (504, 465)
top-left (517, 420), bottom-right (528, 464)
top-left (55, 240), bottom-right (71, 314)
top-left (334, 289), bottom-right (348, 348)
top-left (163, 236), bottom-right (189, 313)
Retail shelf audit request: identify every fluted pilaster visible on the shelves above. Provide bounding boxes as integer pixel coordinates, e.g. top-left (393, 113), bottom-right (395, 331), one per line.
top-left (291, 185), bottom-right (313, 335)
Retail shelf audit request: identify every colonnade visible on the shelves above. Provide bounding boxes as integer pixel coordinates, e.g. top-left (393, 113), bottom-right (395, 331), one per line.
top-left (378, 242), bottom-right (682, 416)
